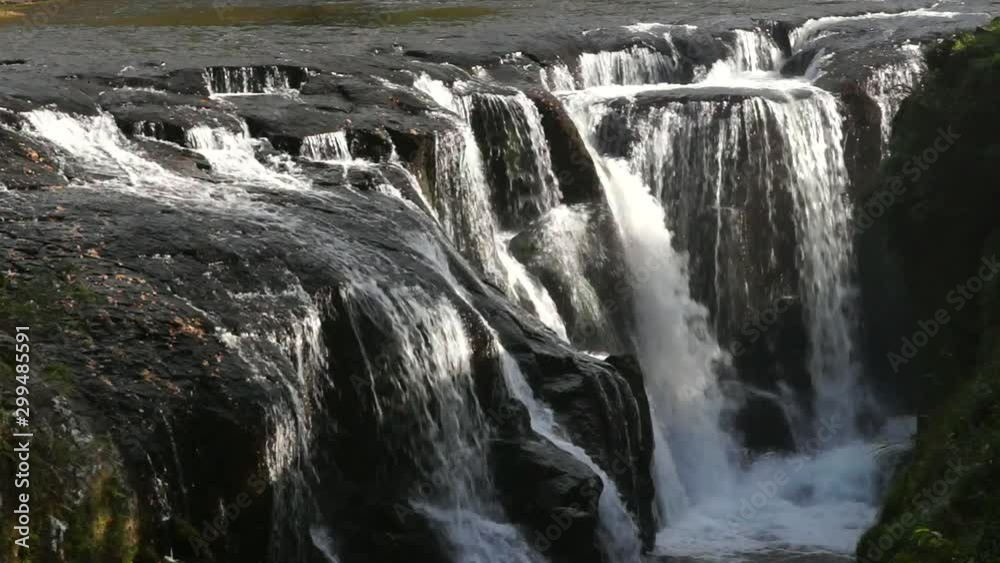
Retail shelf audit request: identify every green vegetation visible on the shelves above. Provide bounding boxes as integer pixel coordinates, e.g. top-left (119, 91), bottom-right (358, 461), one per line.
top-left (858, 364), bottom-right (1000, 562)
top-left (858, 18), bottom-right (1000, 563)
top-left (1, 271), bottom-right (140, 561)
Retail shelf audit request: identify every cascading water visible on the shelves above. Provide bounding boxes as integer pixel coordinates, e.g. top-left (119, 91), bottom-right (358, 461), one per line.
top-left (12, 7), bottom-right (970, 561)
top-left (340, 282), bottom-right (544, 563)
top-left (546, 16), bottom-right (891, 557)
top-left (413, 74), bottom-right (569, 339)
top-left (725, 29), bottom-right (782, 72)
top-left (467, 91), bottom-right (562, 228)
top-left (301, 131), bottom-right (353, 162)
top-left (861, 44), bottom-right (927, 153)
top-left (578, 46), bottom-right (680, 88)
top-left (22, 110), bottom-right (177, 189)
top-left (508, 204), bottom-right (620, 350)
top-left (203, 65), bottom-right (302, 96)
top-left (499, 349), bottom-right (642, 562)
top-left (615, 88), bottom-right (866, 434)
top-left (623, 97), bottom-right (790, 340)
top-left (186, 124), bottom-right (309, 190)
top-left (763, 93), bottom-right (866, 434)
top-left (216, 287), bottom-right (331, 563)
top-left (562, 91), bottom-right (737, 515)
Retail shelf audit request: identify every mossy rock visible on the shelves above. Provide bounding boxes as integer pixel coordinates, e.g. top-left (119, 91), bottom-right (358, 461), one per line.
top-left (858, 17), bottom-right (1000, 563)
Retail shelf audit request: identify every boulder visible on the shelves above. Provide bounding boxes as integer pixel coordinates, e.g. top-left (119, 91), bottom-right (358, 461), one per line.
top-left (492, 434), bottom-right (604, 563)
top-left (0, 126), bottom-right (67, 189)
top-left (524, 89), bottom-right (603, 205)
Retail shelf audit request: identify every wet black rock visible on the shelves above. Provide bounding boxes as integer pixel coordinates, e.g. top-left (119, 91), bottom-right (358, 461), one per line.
top-left (493, 434), bottom-right (604, 563)
top-left (0, 126), bottom-right (67, 189)
top-left (99, 89), bottom-right (244, 146)
top-left (728, 297), bottom-right (811, 452)
top-left (605, 354), bottom-right (657, 550)
top-left (839, 80), bottom-right (884, 200)
top-left (780, 47), bottom-right (822, 77)
top-left (525, 89), bottom-right (604, 205)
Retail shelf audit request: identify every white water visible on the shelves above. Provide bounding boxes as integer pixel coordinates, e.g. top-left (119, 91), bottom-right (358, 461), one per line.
top-left (186, 124), bottom-right (308, 190)
top-left (862, 45), bottom-right (927, 152)
top-left (553, 31), bottom-right (883, 555)
top-left (204, 66), bottom-right (298, 96)
top-left (765, 93), bottom-right (866, 434)
top-left (215, 284), bottom-right (332, 563)
top-left (725, 29), bottom-right (783, 73)
top-left (472, 91), bottom-right (563, 221)
top-left (301, 131), bottom-right (353, 162)
top-left (499, 350), bottom-right (642, 562)
top-left (563, 92), bottom-right (736, 514)
top-left (657, 440), bottom-right (879, 559)
top-left (341, 281), bottom-right (543, 563)
top-left (414, 74), bottom-right (570, 339)
top-left (578, 46), bottom-right (679, 88)
top-left (510, 204), bottom-right (617, 348)
top-left (791, 9), bottom-right (965, 49)
top-left (499, 242), bottom-right (569, 341)
top-left (22, 110), bottom-right (177, 190)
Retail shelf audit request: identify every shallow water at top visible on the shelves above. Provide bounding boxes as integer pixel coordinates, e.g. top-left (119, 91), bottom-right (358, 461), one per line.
top-left (0, 0), bottom-right (996, 75)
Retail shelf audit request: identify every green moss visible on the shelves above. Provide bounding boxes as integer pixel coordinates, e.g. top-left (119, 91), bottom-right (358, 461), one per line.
top-left (858, 363), bottom-right (1000, 563)
top-left (0, 414), bottom-right (140, 562)
top-left (0, 266), bottom-right (96, 332)
top-left (40, 363), bottom-right (75, 395)
top-left (63, 466), bottom-right (140, 563)
top-left (859, 17), bottom-right (1000, 563)
top-left (1, 268), bottom-right (140, 561)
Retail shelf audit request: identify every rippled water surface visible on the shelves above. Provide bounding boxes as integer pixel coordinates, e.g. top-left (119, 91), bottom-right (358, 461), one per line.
top-left (1, 0), bottom-right (997, 73)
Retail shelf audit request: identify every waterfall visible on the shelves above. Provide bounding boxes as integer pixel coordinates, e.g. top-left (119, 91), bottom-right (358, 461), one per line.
top-left (540, 64), bottom-right (577, 92)
top-left (186, 124), bottom-right (309, 190)
top-left (468, 91), bottom-right (562, 228)
top-left (22, 110), bottom-right (174, 188)
top-left (510, 205), bottom-right (618, 349)
top-left (340, 282), bottom-right (544, 563)
top-left (413, 74), bottom-right (569, 339)
top-left (724, 29), bottom-right (782, 72)
top-left (578, 46), bottom-right (679, 88)
top-left (426, 124), bottom-right (508, 282)
top-left (203, 65), bottom-right (302, 95)
top-left (498, 244), bottom-right (569, 342)
top-left (623, 98), bottom-right (787, 340)
top-left (582, 79), bottom-right (865, 437)
top-left (861, 45), bottom-right (926, 153)
top-left (499, 350), bottom-right (642, 562)
top-left (301, 131), bottom-right (353, 162)
top-left (216, 288), bottom-right (330, 563)
top-left (766, 93), bottom-right (864, 434)
top-left (550, 26), bottom-right (880, 552)
top-left (561, 92), bottom-right (737, 513)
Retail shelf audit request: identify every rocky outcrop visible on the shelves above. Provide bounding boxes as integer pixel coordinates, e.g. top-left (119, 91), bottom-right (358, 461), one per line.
top-left (0, 58), bottom-right (659, 562)
top-left (857, 19), bottom-right (1000, 563)
top-left (492, 432), bottom-right (604, 563)
top-left (0, 126), bottom-right (66, 189)
top-left (525, 89), bottom-right (604, 205)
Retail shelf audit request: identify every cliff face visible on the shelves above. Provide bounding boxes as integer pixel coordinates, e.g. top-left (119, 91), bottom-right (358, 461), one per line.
top-left (857, 18), bottom-right (1000, 563)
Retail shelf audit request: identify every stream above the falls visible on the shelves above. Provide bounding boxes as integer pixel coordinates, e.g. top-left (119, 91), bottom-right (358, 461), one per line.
top-left (1, 1), bottom-right (993, 562)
